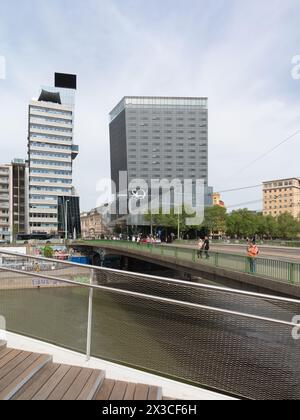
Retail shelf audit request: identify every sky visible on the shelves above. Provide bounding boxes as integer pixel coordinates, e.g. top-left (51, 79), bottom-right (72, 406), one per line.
top-left (0, 0), bottom-right (300, 212)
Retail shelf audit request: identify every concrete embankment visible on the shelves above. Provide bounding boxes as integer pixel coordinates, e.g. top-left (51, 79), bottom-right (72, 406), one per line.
top-left (0, 267), bottom-right (90, 290)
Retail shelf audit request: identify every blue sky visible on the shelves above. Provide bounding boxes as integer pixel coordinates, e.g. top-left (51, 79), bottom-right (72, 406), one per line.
top-left (0, 0), bottom-right (300, 211)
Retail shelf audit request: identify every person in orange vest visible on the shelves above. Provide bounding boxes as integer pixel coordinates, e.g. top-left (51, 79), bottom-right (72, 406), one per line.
top-left (247, 242), bottom-right (259, 273)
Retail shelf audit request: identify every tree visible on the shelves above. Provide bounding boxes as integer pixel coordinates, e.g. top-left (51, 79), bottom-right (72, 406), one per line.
top-left (277, 213), bottom-right (300, 239)
top-left (226, 209), bottom-right (258, 238)
top-left (202, 206), bottom-right (227, 236)
top-left (145, 206), bottom-right (194, 237)
top-left (257, 214), bottom-right (278, 239)
top-left (43, 246), bottom-right (54, 259)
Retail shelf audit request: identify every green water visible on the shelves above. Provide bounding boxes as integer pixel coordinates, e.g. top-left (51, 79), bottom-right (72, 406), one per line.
top-left (1, 285), bottom-right (299, 399)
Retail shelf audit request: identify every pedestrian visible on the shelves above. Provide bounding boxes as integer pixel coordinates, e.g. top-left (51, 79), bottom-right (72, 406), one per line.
top-left (247, 242), bottom-right (259, 273)
top-left (203, 236), bottom-right (210, 259)
top-left (197, 238), bottom-right (204, 259)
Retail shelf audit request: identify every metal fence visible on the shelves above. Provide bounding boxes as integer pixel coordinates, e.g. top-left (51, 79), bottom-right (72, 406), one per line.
top-left (1, 249), bottom-right (300, 400)
top-left (83, 240), bottom-right (300, 285)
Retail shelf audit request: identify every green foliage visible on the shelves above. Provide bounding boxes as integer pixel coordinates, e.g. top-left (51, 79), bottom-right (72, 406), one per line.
top-left (146, 205), bottom-right (300, 240)
top-left (43, 246), bottom-right (54, 259)
top-left (276, 213), bottom-right (300, 239)
top-left (226, 209), bottom-right (259, 238)
top-left (202, 206), bottom-right (227, 234)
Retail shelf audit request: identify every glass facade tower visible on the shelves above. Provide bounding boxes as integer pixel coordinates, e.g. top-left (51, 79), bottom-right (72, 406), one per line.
top-left (109, 96), bottom-right (212, 224)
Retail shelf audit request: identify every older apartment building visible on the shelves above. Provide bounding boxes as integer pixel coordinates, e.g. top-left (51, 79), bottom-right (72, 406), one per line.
top-left (0, 164), bottom-right (11, 241)
top-left (0, 160), bottom-right (27, 242)
top-left (81, 208), bottom-right (110, 239)
top-left (263, 178), bottom-right (300, 219)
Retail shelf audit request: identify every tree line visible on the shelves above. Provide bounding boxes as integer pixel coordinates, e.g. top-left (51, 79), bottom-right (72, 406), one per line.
top-left (145, 206), bottom-right (300, 240)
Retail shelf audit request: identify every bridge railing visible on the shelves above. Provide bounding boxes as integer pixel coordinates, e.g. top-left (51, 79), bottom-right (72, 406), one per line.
top-left (1, 249), bottom-right (300, 400)
top-left (82, 240), bottom-right (300, 285)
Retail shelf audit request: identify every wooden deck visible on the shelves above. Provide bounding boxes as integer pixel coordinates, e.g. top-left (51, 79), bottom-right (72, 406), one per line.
top-left (0, 341), bottom-right (162, 400)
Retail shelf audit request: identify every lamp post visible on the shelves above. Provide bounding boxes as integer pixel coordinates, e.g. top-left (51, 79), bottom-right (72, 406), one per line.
top-left (177, 210), bottom-right (180, 240)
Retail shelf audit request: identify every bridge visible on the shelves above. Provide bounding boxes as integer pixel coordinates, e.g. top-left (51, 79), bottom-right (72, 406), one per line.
top-left (73, 241), bottom-right (300, 298)
top-left (0, 248), bottom-right (300, 400)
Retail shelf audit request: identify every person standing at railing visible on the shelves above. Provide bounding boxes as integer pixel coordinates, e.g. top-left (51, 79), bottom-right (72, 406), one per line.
top-left (247, 242), bottom-right (259, 273)
top-left (203, 236), bottom-right (210, 259)
top-left (197, 238), bottom-right (204, 259)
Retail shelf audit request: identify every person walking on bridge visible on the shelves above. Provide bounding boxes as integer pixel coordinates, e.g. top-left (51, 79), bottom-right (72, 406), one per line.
top-left (247, 242), bottom-right (259, 273)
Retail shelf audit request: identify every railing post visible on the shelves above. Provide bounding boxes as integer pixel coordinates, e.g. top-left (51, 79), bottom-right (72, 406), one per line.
top-left (288, 263), bottom-right (295, 284)
top-left (245, 256), bottom-right (250, 274)
top-left (192, 249), bottom-right (196, 263)
top-left (215, 252), bottom-right (219, 267)
top-left (86, 268), bottom-right (94, 362)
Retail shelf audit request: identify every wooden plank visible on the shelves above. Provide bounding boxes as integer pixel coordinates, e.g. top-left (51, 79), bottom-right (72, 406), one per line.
top-left (148, 386), bottom-right (162, 400)
top-left (62, 368), bottom-right (94, 400)
top-left (47, 366), bottom-right (82, 400)
top-left (95, 379), bottom-right (115, 400)
top-left (134, 384), bottom-right (150, 400)
top-left (0, 354), bottom-right (52, 400)
top-left (0, 347), bottom-right (13, 361)
top-left (0, 349), bottom-right (22, 369)
top-left (32, 365), bottom-right (71, 400)
top-left (0, 351), bottom-right (31, 383)
top-left (109, 381), bottom-right (128, 401)
top-left (77, 370), bottom-right (105, 400)
top-left (123, 383), bottom-right (136, 400)
top-left (13, 363), bottom-right (61, 400)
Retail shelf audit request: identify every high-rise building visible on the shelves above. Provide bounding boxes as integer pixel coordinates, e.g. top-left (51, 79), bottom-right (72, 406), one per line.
top-left (109, 96), bottom-right (212, 225)
top-left (0, 164), bottom-right (11, 242)
top-left (27, 73), bottom-right (80, 236)
top-left (263, 178), bottom-right (300, 219)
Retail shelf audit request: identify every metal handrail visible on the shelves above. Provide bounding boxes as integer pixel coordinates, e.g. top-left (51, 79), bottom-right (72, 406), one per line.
top-left (1, 252), bottom-right (299, 399)
top-left (0, 265), bottom-right (298, 328)
top-left (80, 240), bottom-right (300, 286)
top-left (1, 249), bottom-right (300, 305)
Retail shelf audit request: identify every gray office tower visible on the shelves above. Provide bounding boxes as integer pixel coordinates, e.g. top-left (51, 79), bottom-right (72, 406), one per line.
top-left (109, 96), bottom-right (212, 226)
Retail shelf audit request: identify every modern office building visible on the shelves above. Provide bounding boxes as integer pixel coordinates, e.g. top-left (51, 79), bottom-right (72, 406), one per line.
top-left (0, 164), bottom-right (11, 241)
top-left (57, 195), bottom-right (81, 239)
top-left (263, 178), bottom-right (300, 219)
top-left (27, 73), bottom-right (80, 236)
top-left (109, 96), bottom-right (212, 226)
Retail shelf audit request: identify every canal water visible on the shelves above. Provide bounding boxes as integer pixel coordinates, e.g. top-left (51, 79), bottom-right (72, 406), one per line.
top-left (1, 258), bottom-right (300, 400)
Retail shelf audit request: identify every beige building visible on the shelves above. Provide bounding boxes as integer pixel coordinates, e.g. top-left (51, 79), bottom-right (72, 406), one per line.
top-left (263, 178), bottom-right (300, 219)
top-left (212, 192), bottom-right (225, 208)
top-left (81, 209), bottom-right (110, 239)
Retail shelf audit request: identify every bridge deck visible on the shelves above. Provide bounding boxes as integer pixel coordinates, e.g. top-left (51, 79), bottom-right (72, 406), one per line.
top-left (0, 342), bottom-right (162, 400)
